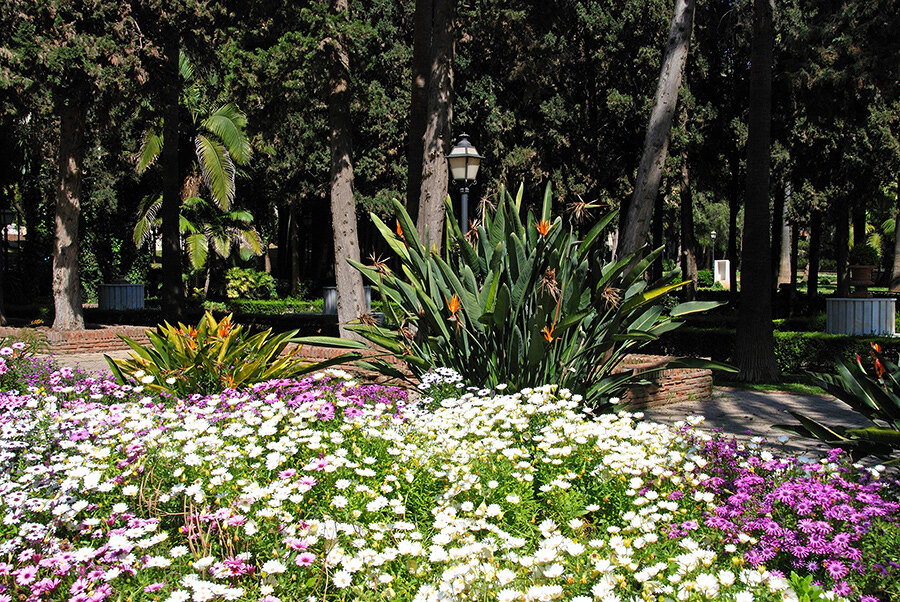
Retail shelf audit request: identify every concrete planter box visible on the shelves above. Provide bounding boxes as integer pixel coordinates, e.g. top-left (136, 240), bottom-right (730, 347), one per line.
top-left (98, 283), bottom-right (145, 311)
top-left (826, 297), bottom-right (895, 335)
top-left (323, 286), bottom-right (371, 315)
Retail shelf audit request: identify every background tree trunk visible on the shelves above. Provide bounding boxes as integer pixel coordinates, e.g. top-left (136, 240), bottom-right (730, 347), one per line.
top-left (891, 201), bottom-right (900, 291)
top-left (852, 203), bottom-right (866, 247)
top-left (728, 149), bottom-right (740, 296)
top-left (778, 181), bottom-right (792, 285)
top-left (680, 148), bottom-right (698, 299)
top-left (416, 0), bottom-right (455, 252)
top-left (734, 0), bottom-right (779, 382)
top-left (406, 0), bottom-right (433, 221)
top-left (160, 37), bottom-right (184, 322)
top-left (807, 209), bottom-right (821, 298)
top-left (617, 0), bottom-right (695, 259)
top-left (52, 101), bottom-right (86, 330)
top-left (329, 0), bottom-right (366, 340)
top-left (835, 204), bottom-right (849, 296)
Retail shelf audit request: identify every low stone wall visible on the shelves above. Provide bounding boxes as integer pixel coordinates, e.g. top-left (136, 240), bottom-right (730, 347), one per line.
top-left (613, 354), bottom-right (713, 408)
top-left (0, 325), bottom-right (151, 354)
top-left (0, 325), bottom-right (712, 407)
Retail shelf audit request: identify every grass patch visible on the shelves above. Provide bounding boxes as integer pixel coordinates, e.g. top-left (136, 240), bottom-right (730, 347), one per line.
top-left (717, 373), bottom-right (827, 396)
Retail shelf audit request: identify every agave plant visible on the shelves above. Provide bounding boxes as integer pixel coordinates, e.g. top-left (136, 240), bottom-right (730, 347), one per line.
top-left (106, 312), bottom-right (360, 398)
top-left (301, 185), bottom-right (724, 411)
top-left (780, 345), bottom-right (900, 464)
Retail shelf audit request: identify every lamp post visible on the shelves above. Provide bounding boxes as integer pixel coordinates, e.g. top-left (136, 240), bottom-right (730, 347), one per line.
top-left (446, 134), bottom-right (484, 231)
top-left (711, 230), bottom-right (717, 270)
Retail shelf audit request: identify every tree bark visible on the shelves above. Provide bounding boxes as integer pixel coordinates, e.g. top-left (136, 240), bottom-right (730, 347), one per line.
top-left (728, 150), bottom-right (740, 297)
top-left (617, 0), bottom-right (695, 260)
top-left (777, 181), bottom-right (792, 285)
top-left (680, 148), bottom-right (698, 299)
top-left (416, 0), bottom-right (455, 252)
top-left (807, 210), bottom-right (821, 299)
top-left (289, 199), bottom-right (301, 297)
top-left (160, 36), bottom-right (184, 322)
top-left (52, 101), bottom-right (86, 330)
top-left (852, 203), bottom-right (866, 248)
top-left (329, 0), bottom-right (366, 340)
top-left (734, 0), bottom-right (779, 382)
top-left (835, 204), bottom-right (850, 296)
top-left (891, 201), bottom-right (900, 291)
top-left (406, 0), bottom-right (433, 221)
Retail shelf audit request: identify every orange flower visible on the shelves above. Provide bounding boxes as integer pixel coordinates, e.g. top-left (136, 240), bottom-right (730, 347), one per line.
top-left (396, 220), bottom-right (407, 244)
top-left (870, 342), bottom-right (885, 378)
top-left (446, 294), bottom-right (461, 319)
top-left (216, 316), bottom-right (232, 338)
top-left (541, 324), bottom-right (556, 343)
top-left (536, 219), bottom-right (551, 237)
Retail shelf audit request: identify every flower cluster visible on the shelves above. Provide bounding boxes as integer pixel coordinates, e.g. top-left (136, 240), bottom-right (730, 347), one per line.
top-left (0, 357), bottom-right (895, 602)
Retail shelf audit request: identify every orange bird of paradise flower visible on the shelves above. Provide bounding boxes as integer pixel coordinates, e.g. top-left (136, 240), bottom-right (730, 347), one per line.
top-left (536, 219), bottom-right (551, 237)
top-left (446, 294), bottom-right (461, 319)
top-left (541, 324), bottom-right (556, 343)
top-left (870, 342), bottom-right (886, 378)
top-left (396, 220), bottom-right (407, 244)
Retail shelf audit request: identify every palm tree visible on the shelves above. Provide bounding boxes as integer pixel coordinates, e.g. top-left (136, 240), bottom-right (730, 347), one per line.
top-left (136, 51), bottom-right (254, 303)
top-left (134, 195), bottom-right (263, 297)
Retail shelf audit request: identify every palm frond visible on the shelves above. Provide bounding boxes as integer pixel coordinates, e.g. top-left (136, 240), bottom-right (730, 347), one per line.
top-left (185, 233), bottom-right (209, 270)
top-left (133, 195), bottom-right (162, 247)
top-left (195, 134), bottom-right (236, 211)
top-left (138, 127), bottom-right (163, 173)
top-left (203, 104), bottom-right (252, 164)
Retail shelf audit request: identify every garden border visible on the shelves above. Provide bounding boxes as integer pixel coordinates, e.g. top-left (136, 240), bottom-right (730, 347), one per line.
top-left (0, 325), bottom-right (712, 407)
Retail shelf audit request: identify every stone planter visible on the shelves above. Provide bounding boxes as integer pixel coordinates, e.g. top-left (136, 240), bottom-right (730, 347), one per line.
top-left (848, 264), bottom-right (875, 298)
top-left (826, 297), bottom-right (895, 335)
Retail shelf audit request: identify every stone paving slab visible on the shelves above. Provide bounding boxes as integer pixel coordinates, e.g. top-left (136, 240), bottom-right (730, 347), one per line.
top-left (40, 351), bottom-right (875, 460)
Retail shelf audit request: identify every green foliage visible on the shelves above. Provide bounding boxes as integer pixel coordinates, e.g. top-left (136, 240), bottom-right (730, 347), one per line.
top-left (697, 269), bottom-right (714, 288)
top-left (848, 243), bottom-right (879, 266)
top-left (788, 572), bottom-right (827, 602)
top-left (105, 312), bottom-right (354, 398)
top-left (225, 267), bottom-right (276, 300)
top-left (305, 185), bottom-right (724, 410)
top-left (780, 347), bottom-right (900, 464)
top-left (205, 298), bottom-right (323, 315)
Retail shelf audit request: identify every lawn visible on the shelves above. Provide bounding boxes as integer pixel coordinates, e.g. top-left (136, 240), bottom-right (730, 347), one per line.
top-left (0, 344), bottom-right (897, 602)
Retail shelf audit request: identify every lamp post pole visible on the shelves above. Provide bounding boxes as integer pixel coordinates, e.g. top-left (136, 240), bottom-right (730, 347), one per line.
top-left (460, 186), bottom-right (469, 232)
top-left (711, 230), bottom-right (717, 270)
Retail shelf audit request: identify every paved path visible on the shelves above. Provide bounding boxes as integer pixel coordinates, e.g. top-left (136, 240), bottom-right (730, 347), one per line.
top-left (42, 351), bottom-right (872, 459)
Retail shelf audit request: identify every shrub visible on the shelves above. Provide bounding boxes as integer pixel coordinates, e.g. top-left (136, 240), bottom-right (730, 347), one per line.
top-left (304, 185), bottom-right (724, 410)
top-left (225, 267), bottom-right (277, 300)
top-left (697, 269), bottom-right (714, 287)
top-left (106, 312), bottom-right (359, 397)
top-left (848, 243), bottom-right (879, 266)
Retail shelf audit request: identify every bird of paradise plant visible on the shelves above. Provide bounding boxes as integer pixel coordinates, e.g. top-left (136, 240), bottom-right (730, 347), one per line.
top-left (299, 184), bottom-right (728, 411)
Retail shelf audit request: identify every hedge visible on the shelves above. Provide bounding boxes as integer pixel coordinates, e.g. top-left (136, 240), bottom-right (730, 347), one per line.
top-left (648, 327), bottom-right (900, 374)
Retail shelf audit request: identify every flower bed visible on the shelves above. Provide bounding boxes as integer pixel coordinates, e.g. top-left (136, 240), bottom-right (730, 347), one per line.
top-left (0, 351), bottom-right (897, 601)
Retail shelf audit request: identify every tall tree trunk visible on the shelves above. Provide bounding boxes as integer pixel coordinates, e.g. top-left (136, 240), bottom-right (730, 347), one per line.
top-left (734, 0), bottom-right (778, 382)
top-left (289, 199), bottom-right (301, 297)
top-left (680, 148), bottom-right (698, 299)
top-left (52, 101), bottom-right (86, 330)
top-left (771, 181), bottom-right (784, 285)
top-left (416, 0), bottom-right (455, 252)
top-left (728, 150), bottom-right (740, 297)
top-left (160, 37), bottom-right (184, 322)
top-left (617, 0), bottom-right (695, 259)
top-left (778, 181), bottom-right (792, 285)
top-left (329, 0), bottom-right (366, 340)
top-left (891, 199), bottom-right (900, 291)
top-left (650, 177), bottom-right (665, 282)
top-left (835, 204), bottom-right (850, 296)
top-left (852, 203), bottom-right (866, 248)
top-left (807, 209), bottom-right (821, 298)
top-left (406, 0), bottom-right (433, 220)
top-left (790, 222), bottom-right (798, 289)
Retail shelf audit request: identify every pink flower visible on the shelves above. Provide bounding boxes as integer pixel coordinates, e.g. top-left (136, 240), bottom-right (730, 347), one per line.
top-left (143, 583), bottom-right (165, 593)
top-left (295, 552), bottom-right (316, 567)
top-left (14, 566), bottom-right (38, 586)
